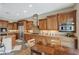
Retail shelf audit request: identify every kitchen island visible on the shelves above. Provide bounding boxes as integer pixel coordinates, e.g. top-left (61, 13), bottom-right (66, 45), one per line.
top-left (24, 33), bottom-right (78, 49)
top-left (31, 43), bottom-right (79, 55)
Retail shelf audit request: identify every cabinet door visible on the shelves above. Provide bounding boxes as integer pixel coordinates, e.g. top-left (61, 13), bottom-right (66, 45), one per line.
top-left (26, 21), bottom-right (33, 30)
top-left (8, 23), bottom-right (13, 30)
top-left (13, 22), bottom-right (18, 30)
top-left (58, 13), bottom-right (68, 25)
top-left (39, 19), bottom-right (44, 30)
top-left (66, 10), bottom-right (76, 22)
top-left (4, 21), bottom-right (8, 27)
top-left (23, 21), bottom-right (27, 30)
top-left (47, 15), bottom-right (58, 30)
top-left (0, 21), bottom-right (3, 27)
top-left (28, 21), bottom-right (33, 30)
top-left (26, 21), bottom-right (28, 30)
top-left (58, 10), bottom-right (76, 25)
top-left (0, 20), bottom-right (8, 27)
top-left (12, 34), bottom-right (16, 47)
top-left (39, 19), bottom-right (47, 30)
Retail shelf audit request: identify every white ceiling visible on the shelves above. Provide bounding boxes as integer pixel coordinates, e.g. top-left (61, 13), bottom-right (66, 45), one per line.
top-left (0, 3), bottom-right (74, 22)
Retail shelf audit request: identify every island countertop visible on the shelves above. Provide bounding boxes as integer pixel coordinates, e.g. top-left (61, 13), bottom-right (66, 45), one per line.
top-left (31, 44), bottom-right (79, 55)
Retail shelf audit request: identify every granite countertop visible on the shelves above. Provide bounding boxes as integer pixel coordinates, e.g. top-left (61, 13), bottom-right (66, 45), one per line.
top-left (12, 48), bottom-right (31, 55)
top-left (31, 44), bottom-right (79, 55)
top-left (25, 33), bottom-right (77, 40)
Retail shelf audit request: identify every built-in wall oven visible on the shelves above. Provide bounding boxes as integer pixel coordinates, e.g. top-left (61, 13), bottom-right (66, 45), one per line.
top-left (0, 28), bottom-right (7, 36)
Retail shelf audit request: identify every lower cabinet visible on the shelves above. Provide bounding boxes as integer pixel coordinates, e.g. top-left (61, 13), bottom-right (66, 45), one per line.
top-left (24, 34), bottom-right (77, 49)
top-left (12, 34), bottom-right (16, 47)
top-left (61, 41), bottom-right (74, 48)
top-left (60, 37), bottom-right (77, 49)
top-left (8, 33), bottom-right (16, 47)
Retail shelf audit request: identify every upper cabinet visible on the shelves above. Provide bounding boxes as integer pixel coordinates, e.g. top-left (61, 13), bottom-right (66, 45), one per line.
top-left (58, 10), bottom-right (76, 25)
top-left (13, 22), bottom-right (18, 30)
top-left (0, 20), bottom-right (3, 27)
top-left (38, 10), bottom-right (76, 31)
top-left (18, 20), bottom-right (33, 30)
top-left (26, 21), bottom-right (33, 30)
top-left (47, 15), bottom-right (58, 30)
top-left (8, 22), bottom-right (18, 30)
top-left (39, 19), bottom-right (47, 30)
top-left (18, 20), bottom-right (27, 30)
top-left (58, 10), bottom-right (76, 32)
top-left (0, 20), bottom-right (8, 27)
top-left (8, 23), bottom-right (13, 30)
top-left (57, 13), bottom-right (66, 25)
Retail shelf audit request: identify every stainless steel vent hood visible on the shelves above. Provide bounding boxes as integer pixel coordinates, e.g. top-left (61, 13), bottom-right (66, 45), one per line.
top-left (31, 14), bottom-right (40, 34)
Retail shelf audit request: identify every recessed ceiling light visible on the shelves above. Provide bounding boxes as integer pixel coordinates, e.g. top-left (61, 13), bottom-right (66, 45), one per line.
top-left (28, 4), bottom-right (32, 8)
top-left (24, 10), bottom-right (27, 13)
top-left (5, 12), bottom-right (10, 14)
top-left (16, 13), bottom-right (19, 16)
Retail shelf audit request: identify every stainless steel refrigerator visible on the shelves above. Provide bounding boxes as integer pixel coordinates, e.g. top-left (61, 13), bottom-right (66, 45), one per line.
top-left (18, 25), bottom-right (24, 40)
top-left (18, 25), bottom-right (28, 48)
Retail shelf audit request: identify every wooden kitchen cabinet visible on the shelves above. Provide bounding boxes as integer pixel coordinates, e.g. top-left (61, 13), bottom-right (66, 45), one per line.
top-left (8, 23), bottom-right (13, 30)
top-left (24, 34), bottom-right (32, 41)
top-left (39, 19), bottom-right (47, 30)
top-left (26, 21), bottom-right (33, 30)
top-left (0, 20), bottom-right (3, 27)
top-left (66, 10), bottom-right (76, 22)
top-left (60, 37), bottom-right (77, 49)
top-left (58, 10), bottom-right (76, 25)
top-left (57, 13), bottom-right (66, 25)
top-left (8, 22), bottom-right (18, 30)
top-left (47, 15), bottom-right (58, 30)
top-left (15, 33), bottom-right (19, 39)
top-left (38, 10), bottom-right (76, 31)
top-left (28, 21), bottom-right (33, 30)
top-left (58, 10), bottom-right (76, 32)
top-left (13, 22), bottom-right (18, 30)
top-left (21, 20), bottom-right (33, 30)
top-left (23, 20), bottom-right (27, 30)
top-left (0, 20), bottom-right (8, 27)
top-left (12, 34), bottom-right (16, 47)
top-left (18, 20), bottom-right (33, 30)
top-left (2, 21), bottom-right (8, 27)
top-left (8, 33), bottom-right (16, 47)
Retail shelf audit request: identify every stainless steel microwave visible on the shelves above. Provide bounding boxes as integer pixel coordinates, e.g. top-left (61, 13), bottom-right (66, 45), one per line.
top-left (59, 24), bottom-right (75, 32)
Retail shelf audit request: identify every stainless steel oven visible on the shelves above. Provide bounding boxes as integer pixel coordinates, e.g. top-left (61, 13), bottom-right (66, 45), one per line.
top-left (0, 28), bottom-right (7, 36)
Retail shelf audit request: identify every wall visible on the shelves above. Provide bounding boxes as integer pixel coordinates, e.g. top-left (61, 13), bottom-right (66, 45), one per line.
top-left (38, 5), bottom-right (75, 19)
top-left (74, 4), bottom-right (79, 49)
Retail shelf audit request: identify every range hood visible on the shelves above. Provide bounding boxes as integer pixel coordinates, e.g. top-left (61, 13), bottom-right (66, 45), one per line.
top-left (31, 14), bottom-right (40, 34)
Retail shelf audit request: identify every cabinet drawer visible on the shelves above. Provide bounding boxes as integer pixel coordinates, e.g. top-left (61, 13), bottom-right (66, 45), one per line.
top-left (60, 37), bottom-right (73, 41)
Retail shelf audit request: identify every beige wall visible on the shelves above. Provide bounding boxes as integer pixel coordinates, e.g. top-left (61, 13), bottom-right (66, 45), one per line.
top-left (38, 6), bottom-right (75, 19)
top-left (74, 4), bottom-right (79, 49)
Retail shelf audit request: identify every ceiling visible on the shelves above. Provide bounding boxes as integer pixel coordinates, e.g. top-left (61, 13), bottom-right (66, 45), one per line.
top-left (0, 3), bottom-right (74, 22)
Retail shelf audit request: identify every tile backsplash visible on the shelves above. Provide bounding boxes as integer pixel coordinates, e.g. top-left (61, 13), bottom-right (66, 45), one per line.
top-left (39, 30), bottom-right (67, 37)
